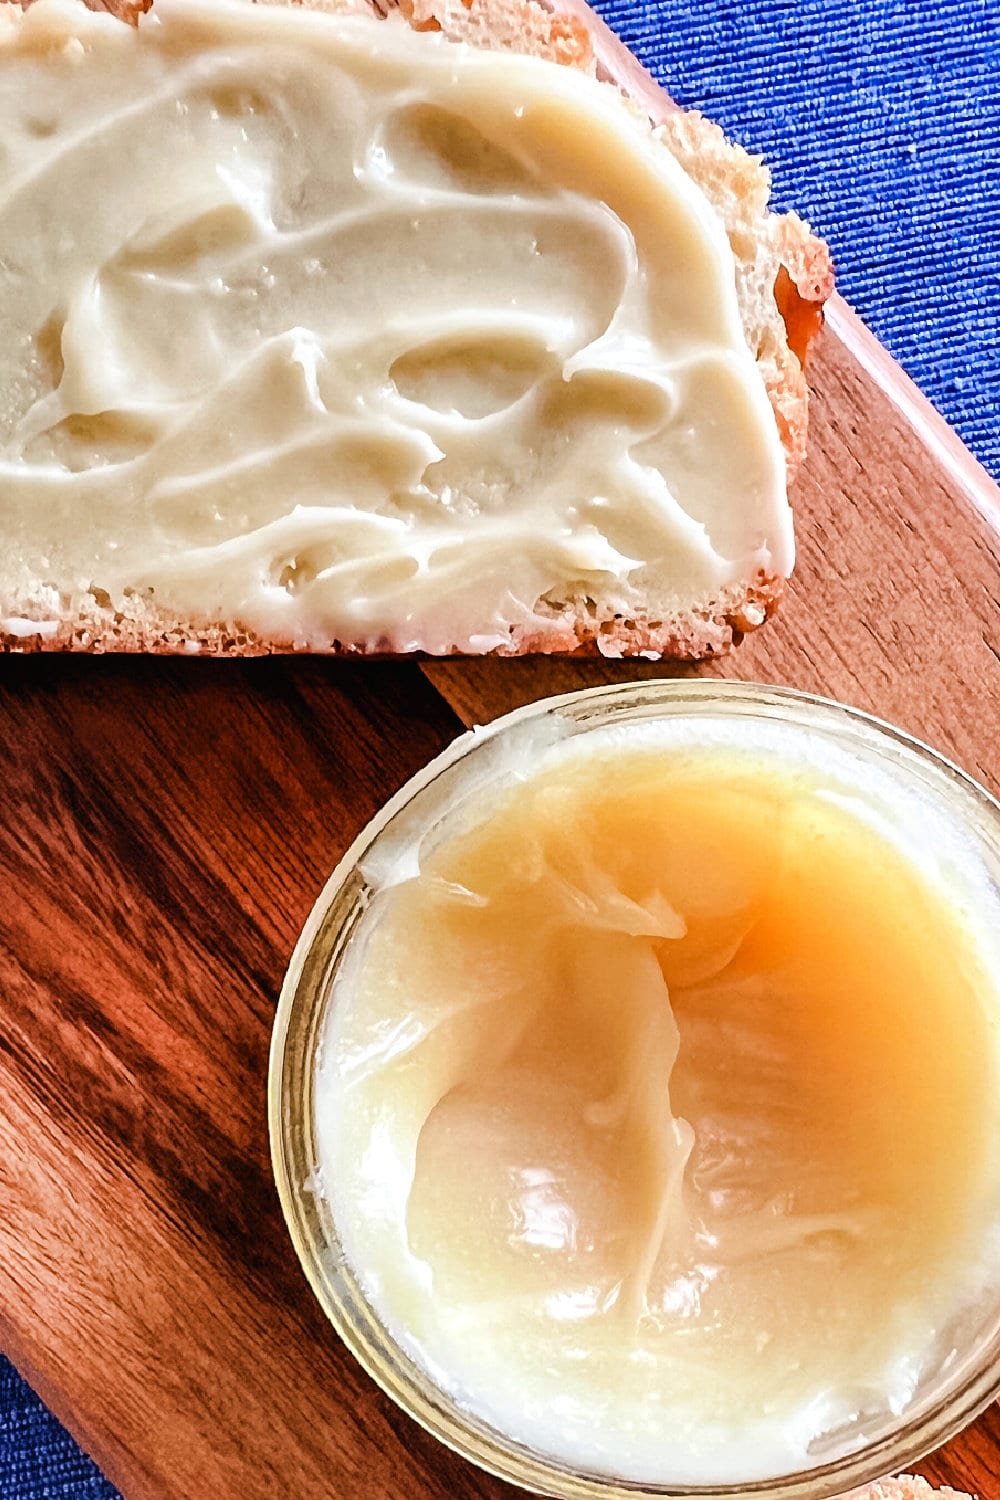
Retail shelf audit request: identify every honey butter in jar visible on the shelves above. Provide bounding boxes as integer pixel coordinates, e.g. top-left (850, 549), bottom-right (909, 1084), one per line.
top-left (270, 681), bottom-right (1000, 1499)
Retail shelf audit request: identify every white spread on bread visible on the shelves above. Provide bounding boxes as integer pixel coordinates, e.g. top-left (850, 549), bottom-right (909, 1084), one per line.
top-left (0, 0), bottom-right (790, 653)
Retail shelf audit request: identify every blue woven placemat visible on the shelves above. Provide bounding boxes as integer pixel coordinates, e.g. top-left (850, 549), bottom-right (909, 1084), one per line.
top-left (2, 0), bottom-right (998, 1494)
top-left (0, 1361), bottom-right (117, 1499)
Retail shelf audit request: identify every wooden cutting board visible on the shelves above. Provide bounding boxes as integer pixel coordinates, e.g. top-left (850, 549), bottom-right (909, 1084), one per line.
top-left (2, 7), bottom-right (1000, 1500)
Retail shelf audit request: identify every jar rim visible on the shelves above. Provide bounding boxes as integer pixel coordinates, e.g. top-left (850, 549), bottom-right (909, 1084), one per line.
top-left (269, 679), bottom-right (1000, 1500)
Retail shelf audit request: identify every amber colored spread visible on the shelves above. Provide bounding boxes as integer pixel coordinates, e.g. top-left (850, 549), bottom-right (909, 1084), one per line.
top-left (316, 727), bottom-right (1000, 1482)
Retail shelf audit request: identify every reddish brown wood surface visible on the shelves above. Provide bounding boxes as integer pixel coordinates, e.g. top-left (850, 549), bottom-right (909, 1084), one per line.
top-left (0, 659), bottom-right (517, 1499)
top-left (2, 312), bottom-right (1000, 1500)
top-left (3, 9), bottom-right (1000, 1499)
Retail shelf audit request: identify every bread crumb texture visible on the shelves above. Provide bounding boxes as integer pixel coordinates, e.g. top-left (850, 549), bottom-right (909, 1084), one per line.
top-left (849, 1478), bottom-right (973, 1500)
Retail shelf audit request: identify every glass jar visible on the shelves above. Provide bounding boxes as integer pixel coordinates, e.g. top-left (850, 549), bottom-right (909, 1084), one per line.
top-left (269, 679), bottom-right (1000, 1499)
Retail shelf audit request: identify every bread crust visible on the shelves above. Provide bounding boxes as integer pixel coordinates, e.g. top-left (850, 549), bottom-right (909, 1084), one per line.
top-left (848, 1479), bottom-right (973, 1500)
top-left (397, 0), bottom-right (594, 63)
top-left (1, 0), bottom-right (154, 20)
top-left (0, 0), bottom-right (829, 658)
top-left (1, 572), bottom-right (783, 657)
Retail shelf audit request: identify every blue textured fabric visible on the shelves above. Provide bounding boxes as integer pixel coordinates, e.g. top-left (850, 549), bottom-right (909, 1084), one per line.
top-left (2, 1), bottom-right (999, 1494)
top-left (0, 1361), bottom-right (117, 1498)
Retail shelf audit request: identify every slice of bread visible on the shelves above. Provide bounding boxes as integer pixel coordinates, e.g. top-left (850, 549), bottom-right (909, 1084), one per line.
top-left (0, 0), bottom-right (832, 657)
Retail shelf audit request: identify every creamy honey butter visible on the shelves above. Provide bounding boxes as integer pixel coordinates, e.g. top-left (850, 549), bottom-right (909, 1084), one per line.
top-left (0, 0), bottom-right (788, 652)
top-left (294, 688), bottom-right (1000, 1492)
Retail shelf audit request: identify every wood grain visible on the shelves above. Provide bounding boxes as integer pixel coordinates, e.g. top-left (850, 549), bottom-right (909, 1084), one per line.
top-left (3, 311), bottom-right (999, 1500)
top-left (2, 4), bottom-right (1000, 1498)
top-left (0, 657), bottom-right (520, 1499)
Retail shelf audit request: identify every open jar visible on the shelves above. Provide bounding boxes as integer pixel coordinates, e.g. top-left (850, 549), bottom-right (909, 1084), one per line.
top-left (270, 680), bottom-right (1000, 1499)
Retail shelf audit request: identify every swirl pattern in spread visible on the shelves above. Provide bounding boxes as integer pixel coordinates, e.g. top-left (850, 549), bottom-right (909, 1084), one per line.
top-left (0, 0), bottom-right (790, 650)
